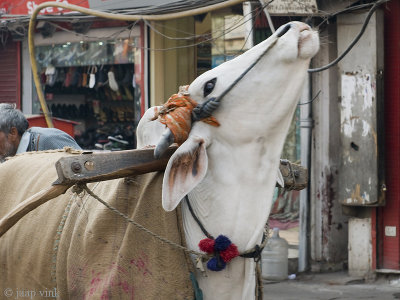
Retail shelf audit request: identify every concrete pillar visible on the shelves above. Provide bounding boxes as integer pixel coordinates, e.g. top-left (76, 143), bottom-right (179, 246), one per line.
top-left (348, 218), bottom-right (372, 277)
top-left (336, 10), bottom-right (384, 276)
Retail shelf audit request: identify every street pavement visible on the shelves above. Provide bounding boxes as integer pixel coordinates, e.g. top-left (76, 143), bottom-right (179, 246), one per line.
top-left (263, 271), bottom-right (400, 299)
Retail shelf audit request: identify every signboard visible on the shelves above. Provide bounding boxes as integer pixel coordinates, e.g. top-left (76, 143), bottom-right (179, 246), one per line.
top-left (262, 0), bottom-right (318, 15)
top-left (1, 0), bottom-right (319, 16)
top-left (0, 0), bottom-right (89, 15)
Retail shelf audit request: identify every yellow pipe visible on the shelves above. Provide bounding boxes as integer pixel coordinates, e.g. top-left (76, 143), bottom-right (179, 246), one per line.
top-left (29, 0), bottom-right (246, 127)
top-left (29, 7), bottom-right (53, 127)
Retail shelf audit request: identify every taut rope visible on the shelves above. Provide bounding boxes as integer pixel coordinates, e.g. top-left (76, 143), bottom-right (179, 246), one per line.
top-left (77, 183), bottom-right (268, 276)
top-left (76, 183), bottom-right (208, 258)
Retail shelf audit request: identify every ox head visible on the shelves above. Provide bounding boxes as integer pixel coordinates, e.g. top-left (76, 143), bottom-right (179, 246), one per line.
top-left (161, 21), bottom-right (319, 211)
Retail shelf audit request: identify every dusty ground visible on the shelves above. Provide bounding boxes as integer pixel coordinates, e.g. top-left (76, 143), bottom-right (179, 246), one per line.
top-left (263, 271), bottom-right (400, 300)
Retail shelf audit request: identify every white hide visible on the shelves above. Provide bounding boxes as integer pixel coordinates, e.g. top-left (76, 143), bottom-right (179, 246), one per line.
top-left (137, 21), bottom-right (319, 300)
top-left (136, 107), bottom-right (165, 147)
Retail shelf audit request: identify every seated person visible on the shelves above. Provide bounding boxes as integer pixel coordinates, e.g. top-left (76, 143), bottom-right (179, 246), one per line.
top-left (0, 103), bottom-right (81, 162)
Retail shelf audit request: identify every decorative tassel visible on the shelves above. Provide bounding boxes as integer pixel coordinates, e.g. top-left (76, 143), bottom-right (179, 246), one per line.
top-left (220, 244), bottom-right (239, 262)
top-left (198, 234), bottom-right (239, 271)
top-left (214, 235), bottom-right (231, 251)
top-left (199, 238), bottom-right (215, 253)
top-left (207, 257), bottom-right (226, 272)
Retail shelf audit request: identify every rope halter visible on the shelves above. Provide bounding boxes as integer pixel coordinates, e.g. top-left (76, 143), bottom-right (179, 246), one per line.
top-left (152, 33), bottom-right (281, 158)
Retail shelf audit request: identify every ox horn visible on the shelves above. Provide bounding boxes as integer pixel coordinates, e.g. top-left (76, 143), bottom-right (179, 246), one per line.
top-left (192, 97), bottom-right (221, 122)
top-left (155, 128), bottom-right (175, 159)
top-left (154, 97), bottom-right (221, 158)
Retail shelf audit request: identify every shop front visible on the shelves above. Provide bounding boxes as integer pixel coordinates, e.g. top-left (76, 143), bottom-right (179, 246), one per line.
top-left (30, 22), bottom-right (145, 150)
top-left (1, 0), bottom-right (146, 150)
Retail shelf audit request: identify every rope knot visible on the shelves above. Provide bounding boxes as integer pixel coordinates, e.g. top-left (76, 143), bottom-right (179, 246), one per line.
top-left (198, 235), bottom-right (239, 271)
top-left (72, 184), bottom-right (85, 196)
top-left (152, 86), bottom-right (220, 145)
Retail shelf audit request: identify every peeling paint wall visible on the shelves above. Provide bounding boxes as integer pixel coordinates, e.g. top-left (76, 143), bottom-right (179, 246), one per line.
top-left (339, 72), bottom-right (379, 205)
top-left (336, 10), bottom-right (384, 277)
top-left (337, 11), bottom-right (384, 207)
top-left (341, 73), bottom-right (375, 142)
top-left (310, 10), bottom-right (383, 272)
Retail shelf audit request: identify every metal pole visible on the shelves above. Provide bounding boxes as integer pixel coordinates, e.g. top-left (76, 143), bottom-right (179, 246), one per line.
top-left (298, 73), bottom-right (312, 272)
top-left (259, 0), bottom-right (275, 33)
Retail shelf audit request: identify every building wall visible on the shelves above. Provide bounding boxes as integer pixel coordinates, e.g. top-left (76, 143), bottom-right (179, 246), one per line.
top-left (310, 21), bottom-right (348, 270)
top-left (334, 10), bottom-right (383, 276)
top-left (310, 7), bottom-right (388, 275)
top-left (149, 17), bottom-right (196, 107)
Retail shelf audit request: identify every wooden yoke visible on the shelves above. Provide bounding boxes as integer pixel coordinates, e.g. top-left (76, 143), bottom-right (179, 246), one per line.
top-left (0, 147), bottom-right (307, 238)
top-left (54, 147), bottom-right (307, 189)
top-left (54, 146), bottom-right (178, 185)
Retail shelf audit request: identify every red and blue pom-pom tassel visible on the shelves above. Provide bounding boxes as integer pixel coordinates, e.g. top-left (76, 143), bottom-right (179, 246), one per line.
top-left (199, 235), bottom-right (239, 271)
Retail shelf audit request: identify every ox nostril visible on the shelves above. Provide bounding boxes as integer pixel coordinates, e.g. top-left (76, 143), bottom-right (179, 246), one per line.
top-left (277, 24), bottom-right (291, 37)
top-left (299, 23), bottom-right (311, 32)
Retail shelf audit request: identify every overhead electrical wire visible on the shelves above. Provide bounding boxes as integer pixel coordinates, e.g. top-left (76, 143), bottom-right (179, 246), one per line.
top-left (0, 0), bottom-right (388, 127)
top-left (308, 0), bottom-right (389, 73)
top-left (3, 0), bottom-right (387, 55)
top-left (36, 1), bottom-right (260, 53)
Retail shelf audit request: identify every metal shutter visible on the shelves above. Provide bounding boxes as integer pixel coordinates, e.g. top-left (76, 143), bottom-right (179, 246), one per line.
top-left (0, 40), bottom-right (20, 107)
top-left (378, 0), bottom-right (400, 270)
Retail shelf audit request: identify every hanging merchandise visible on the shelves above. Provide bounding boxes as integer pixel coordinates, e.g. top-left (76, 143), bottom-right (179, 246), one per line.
top-left (45, 64), bottom-right (57, 87)
top-left (56, 68), bottom-right (66, 84)
top-left (96, 65), bottom-right (107, 88)
top-left (70, 67), bottom-right (81, 87)
top-left (89, 66), bottom-right (97, 88)
top-left (81, 67), bottom-right (88, 87)
top-left (63, 67), bottom-right (73, 88)
top-left (37, 39), bottom-right (139, 150)
top-left (108, 68), bottom-right (119, 92)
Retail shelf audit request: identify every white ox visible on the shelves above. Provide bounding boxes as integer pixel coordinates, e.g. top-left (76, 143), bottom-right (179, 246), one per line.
top-left (137, 21), bottom-right (319, 299)
top-left (0, 21), bottom-right (319, 300)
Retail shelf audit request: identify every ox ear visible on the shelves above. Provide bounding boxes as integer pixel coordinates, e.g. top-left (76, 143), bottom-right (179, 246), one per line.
top-left (162, 136), bottom-right (208, 211)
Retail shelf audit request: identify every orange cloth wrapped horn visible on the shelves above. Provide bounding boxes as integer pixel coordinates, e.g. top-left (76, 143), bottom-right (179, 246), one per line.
top-left (153, 87), bottom-right (220, 145)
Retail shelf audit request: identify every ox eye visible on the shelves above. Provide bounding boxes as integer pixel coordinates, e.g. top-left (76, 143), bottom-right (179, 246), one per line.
top-left (203, 78), bottom-right (217, 97)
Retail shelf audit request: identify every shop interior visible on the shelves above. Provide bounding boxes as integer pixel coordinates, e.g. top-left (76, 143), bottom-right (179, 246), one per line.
top-left (35, 36), bottom-right (141, 150)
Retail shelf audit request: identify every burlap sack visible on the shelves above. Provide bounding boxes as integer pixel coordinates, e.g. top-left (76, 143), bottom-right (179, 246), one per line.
top-left (0, 149), bottom-right (194, 299)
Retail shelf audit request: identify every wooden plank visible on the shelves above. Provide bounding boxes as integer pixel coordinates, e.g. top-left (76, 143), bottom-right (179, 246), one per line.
top-left (54, 146), bottom-right (178, 185)
top-left (54, 146), bottom-right (308, 190)
top-left (0, 184), bottom-right (71, 238)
